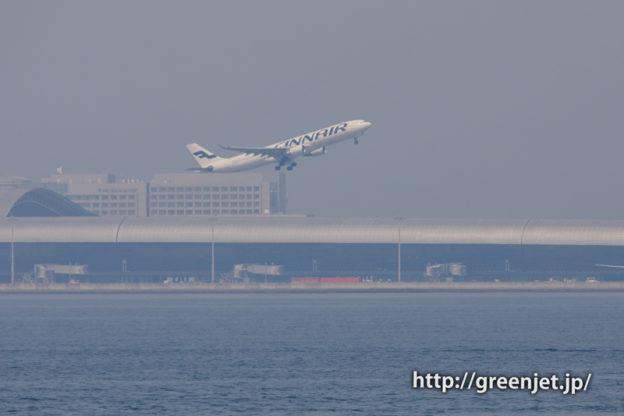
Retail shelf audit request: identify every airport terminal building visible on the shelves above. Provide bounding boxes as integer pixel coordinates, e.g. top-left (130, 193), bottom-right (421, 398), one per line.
top-left (2, 188), bottom-right (624, 283)
top-left (15, 170), bottom-right (288, 217)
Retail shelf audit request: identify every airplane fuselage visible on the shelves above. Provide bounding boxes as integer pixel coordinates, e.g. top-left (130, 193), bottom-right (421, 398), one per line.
top-left (195, 120), bottom-right (371, 173)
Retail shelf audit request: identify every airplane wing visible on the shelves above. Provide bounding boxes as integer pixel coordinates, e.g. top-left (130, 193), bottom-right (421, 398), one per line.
top-left (220, 145), bottom-right (288, 159)
top-left (595, 264), bottom-right (624, 269)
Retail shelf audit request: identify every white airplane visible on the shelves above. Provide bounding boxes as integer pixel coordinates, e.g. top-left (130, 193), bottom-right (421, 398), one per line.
top-left (186, 119), bottom-right (372, 172)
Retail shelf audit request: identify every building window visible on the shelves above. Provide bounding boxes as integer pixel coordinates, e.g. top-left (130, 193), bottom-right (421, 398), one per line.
top-left (246, 186), bottom-right (252, 192)
top-left (221, 186), bottom-right (227, 191)
top-left (222, 202), bottom-right (228, 207)
top-left (176, 187), bottom-right (183, 192)
top-left (159, 202), bottom-right (166, 207)
top-left (254, 186), bottom-right (260, 192)
top-left (110, 203), bottom-right (117, 208)
top-left (194, 202), bottom-right (201, 207)
top-left (128, 210), bottom-right (135, 215)
top-left (111, 195), bottom-right (117, 200)
top-left (177, 202), bottom-right (184, 207)
top-left (203, 194), bottom-right (210, 200)
top-left (230, 186), bottom-right (237, 191)
top-left (128, 202), bottom-right (135, 207)
top-left (128, 195), bottom-right (135, 200)
top-left (151, 195), bottom-right (157, 200)
top-left (102, 210), bottom-right (108, 215)
top-left (185, 202), bottom-right (192, 207)
top-left (194, 210), bottom-right (201, 215)
top-left (186, 194), bottom-right (192, 199)
top-left (168, 202), bottom-right (174, 207)
top-left (203, 202), bottom-right (210, 207)
top-left (159, 210), bottom-right (166, 215)
top-left (254, 209), bottom-right (260, 214)
top-left (167, 187), bottom-right (174, 192)
top-left (212, 202), bottom-right (220, 207)
top-left (231, 202), bottom-right (237, 207)
top-left (186, 210), bottom-right (193, 215)
top-left (168, 210), bottom-right (174, 215)
top-left (151, 202), bottom-right (157, 207)
top-left (254, 202), bottom-right (259, 207)
top-left (168, 194), bottom-right (174, 200)
top-left (177, 210), bottom-right (184, 215)
top-left (203, 209), bottom-right (210, 214)
top-left (185, 187), bottom-right (192, 192)
top-left (111, 210), bottom-right (117, 215)
top-left (119, 203), bottom-right (126, 208)
top-left (222, 194), bottom-right (228, 199)
top-left (120, 195), bottom-right (126, 200)
top-left (120, 210), bottom-right (126, 215)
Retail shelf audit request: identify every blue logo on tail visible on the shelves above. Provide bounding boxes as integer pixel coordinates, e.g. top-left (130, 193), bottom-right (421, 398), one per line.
top-left (193, 151), bottom-right (216, 159)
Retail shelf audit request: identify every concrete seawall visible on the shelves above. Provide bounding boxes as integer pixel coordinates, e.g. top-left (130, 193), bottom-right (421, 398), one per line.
top-left (2, 281), bottom-right (624, 293)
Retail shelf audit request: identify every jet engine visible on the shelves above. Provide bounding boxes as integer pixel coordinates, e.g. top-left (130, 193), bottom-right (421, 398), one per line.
top-left (303, 146), bottom-right (326, 157)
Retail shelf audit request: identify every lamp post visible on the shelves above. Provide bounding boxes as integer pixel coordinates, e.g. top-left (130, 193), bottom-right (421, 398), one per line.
top-left (395, 217), bottom-right (404, 283)
top-left (211, 225), bottom-right (215, 284)
top-left (398, 226), bottom-right (401, 283)
top-left (10, 223), bottom-right (15, 286)
top-left (121, 259), bottom-right (127, 283)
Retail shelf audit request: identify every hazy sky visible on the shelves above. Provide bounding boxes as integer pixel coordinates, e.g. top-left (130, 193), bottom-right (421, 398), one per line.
top-left (1, 1), bottom-right (623, 218)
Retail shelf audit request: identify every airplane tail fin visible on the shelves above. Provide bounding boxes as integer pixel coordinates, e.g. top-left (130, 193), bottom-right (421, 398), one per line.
top-left (186, 143), bottom-right (223, 168)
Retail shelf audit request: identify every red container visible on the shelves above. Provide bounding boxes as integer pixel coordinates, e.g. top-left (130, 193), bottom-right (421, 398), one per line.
top-left (319, 277), bottom-right (361, 284)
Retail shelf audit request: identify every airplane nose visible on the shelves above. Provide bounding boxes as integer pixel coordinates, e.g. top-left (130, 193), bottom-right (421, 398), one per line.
top-left (362, 121), bottom-right (372, 129)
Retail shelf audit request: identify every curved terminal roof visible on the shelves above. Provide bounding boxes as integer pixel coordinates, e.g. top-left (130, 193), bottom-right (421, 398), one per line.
top-left (0, 188), bottom-right (94, 217)
top-left (1, 216), bottom-right (624, 246)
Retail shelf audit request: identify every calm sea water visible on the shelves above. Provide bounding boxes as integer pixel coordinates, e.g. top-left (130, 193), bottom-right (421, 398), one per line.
top-left (0, 291), bottom-right (622, 415)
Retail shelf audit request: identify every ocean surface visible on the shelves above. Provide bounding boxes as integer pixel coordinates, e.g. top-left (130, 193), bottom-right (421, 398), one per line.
top-left (0, 291), bottom-right (622, 415)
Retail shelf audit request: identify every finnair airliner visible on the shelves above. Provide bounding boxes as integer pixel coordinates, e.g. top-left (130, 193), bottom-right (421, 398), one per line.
top-left (186, 119), bottom-right (372, 172)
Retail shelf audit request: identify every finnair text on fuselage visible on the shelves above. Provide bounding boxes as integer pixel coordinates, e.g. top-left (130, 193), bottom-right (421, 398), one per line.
top-left (186, 119), bottom-right (372, 173)
top-left (281, 122), bottom-right (347, 148)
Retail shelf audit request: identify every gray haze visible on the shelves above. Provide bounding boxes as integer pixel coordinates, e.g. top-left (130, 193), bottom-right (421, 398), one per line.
top-left (1, 1), bottom-right (623, 218)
